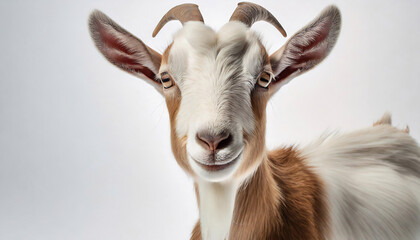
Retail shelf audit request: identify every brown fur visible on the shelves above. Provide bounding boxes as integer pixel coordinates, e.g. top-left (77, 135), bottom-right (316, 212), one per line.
top-left (165, 86), bottom-right (194, 175)
top-left (162, 43), bottom-right (194, 174)
top-left (91, 7), bottom-right (331, 239)
top-left (162, 43), bottom-right (173, 65)
top-left (190, 148), bottom-right (328, 240)
top-left (161, 38), bottom-right (328, 239)
top-left (189, 84), bottom-right (328, 239)
top-left (234, 89), bottom-right (269, 178)
top-left (268, 148), bottom-right (329, 240)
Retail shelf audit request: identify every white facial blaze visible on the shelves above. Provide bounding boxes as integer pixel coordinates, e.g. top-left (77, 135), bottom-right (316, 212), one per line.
top-left (162, 21), bottom-right (266, 181)
top-left (169, 22), bottom-right (257, 138)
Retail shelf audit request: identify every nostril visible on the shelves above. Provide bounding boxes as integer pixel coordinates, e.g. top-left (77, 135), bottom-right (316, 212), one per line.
top-left (216, 133), bottom-right (232, 150)
top-left (196, 131), bottom-right (232, 151)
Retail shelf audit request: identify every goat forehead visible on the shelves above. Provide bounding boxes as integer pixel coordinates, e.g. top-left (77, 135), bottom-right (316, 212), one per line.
top-left (167, 21), bottom-right (266, 86)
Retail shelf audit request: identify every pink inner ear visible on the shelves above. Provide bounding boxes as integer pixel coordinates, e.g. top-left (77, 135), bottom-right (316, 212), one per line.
top-left (98, 23), bottom-right (133, 55)
top-left (276, 19), bottom-right (332, 82)
top-left (136, 67), bottom-right (156, 80)
top-left (106, 49), bottom-right (156, 80)
top-left (275, 66), bottom-right (298, 81)
top-left (298, 19), bottom-right (331, 54)
top-left (97, 22), bottom-right (156, 80)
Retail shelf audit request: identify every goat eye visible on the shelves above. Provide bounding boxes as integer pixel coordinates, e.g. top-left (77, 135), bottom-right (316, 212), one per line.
top-left (160, 72), bottom-right (173, 89)
top-left (257, 72), bottom-right (272, 88)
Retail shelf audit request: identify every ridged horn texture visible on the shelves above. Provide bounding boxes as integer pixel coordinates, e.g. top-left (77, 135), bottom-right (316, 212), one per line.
top-left (152, 3), bottom-right (204, 37)
top-left (229, 2), bottom-right (287, 37)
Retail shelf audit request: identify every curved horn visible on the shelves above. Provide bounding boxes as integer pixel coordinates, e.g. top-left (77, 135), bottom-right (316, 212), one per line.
top-left (229, 2), bottom-right (287, 37)
top-left (152, 3), bottom-right (204, 37)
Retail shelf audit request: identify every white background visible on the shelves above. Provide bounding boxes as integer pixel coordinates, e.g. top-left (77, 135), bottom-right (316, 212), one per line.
top-left (1, 0), bottom-right (419, 239)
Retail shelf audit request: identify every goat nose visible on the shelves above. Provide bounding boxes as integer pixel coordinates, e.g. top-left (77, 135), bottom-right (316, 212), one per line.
top-left (196, 131), bottom-right (232, 151)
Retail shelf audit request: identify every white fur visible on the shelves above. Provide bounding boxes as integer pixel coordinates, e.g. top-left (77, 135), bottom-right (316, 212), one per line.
top-left (159, 21), bottom-right (268, 238)
top-left (160, 21), bottom-right (265, 182)
top-left (91, 6), bottom-right (420, 240)
top-left (302, 124), bottom-right (420, 240)
top-left (197, 180), bottom-right (239, 240)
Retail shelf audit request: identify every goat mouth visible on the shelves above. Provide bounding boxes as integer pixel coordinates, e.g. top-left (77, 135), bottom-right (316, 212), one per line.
top-left (195, 158), bottom-right (237, 172)
top-left (191, 151), bottom-right (242, 172)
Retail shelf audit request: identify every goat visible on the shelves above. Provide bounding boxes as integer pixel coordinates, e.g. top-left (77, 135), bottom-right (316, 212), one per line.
top-left (88, 2), bottom-right (420, 239)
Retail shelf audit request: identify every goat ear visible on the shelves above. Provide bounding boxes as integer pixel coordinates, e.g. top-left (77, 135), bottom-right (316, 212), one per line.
top-left (270, 6), bottom-right (341, 91)
top-left (88, 10), bottom-right (163, 94)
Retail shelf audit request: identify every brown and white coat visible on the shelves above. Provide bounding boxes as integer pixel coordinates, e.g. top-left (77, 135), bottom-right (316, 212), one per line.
top-left (89, 3), bottom-right (420, 239)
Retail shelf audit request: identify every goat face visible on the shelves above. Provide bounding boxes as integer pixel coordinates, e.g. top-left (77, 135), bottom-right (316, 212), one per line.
top-left (162, 21), bottom-right (271, 181)
top-left (88, 3), bottom-right (341, 182)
